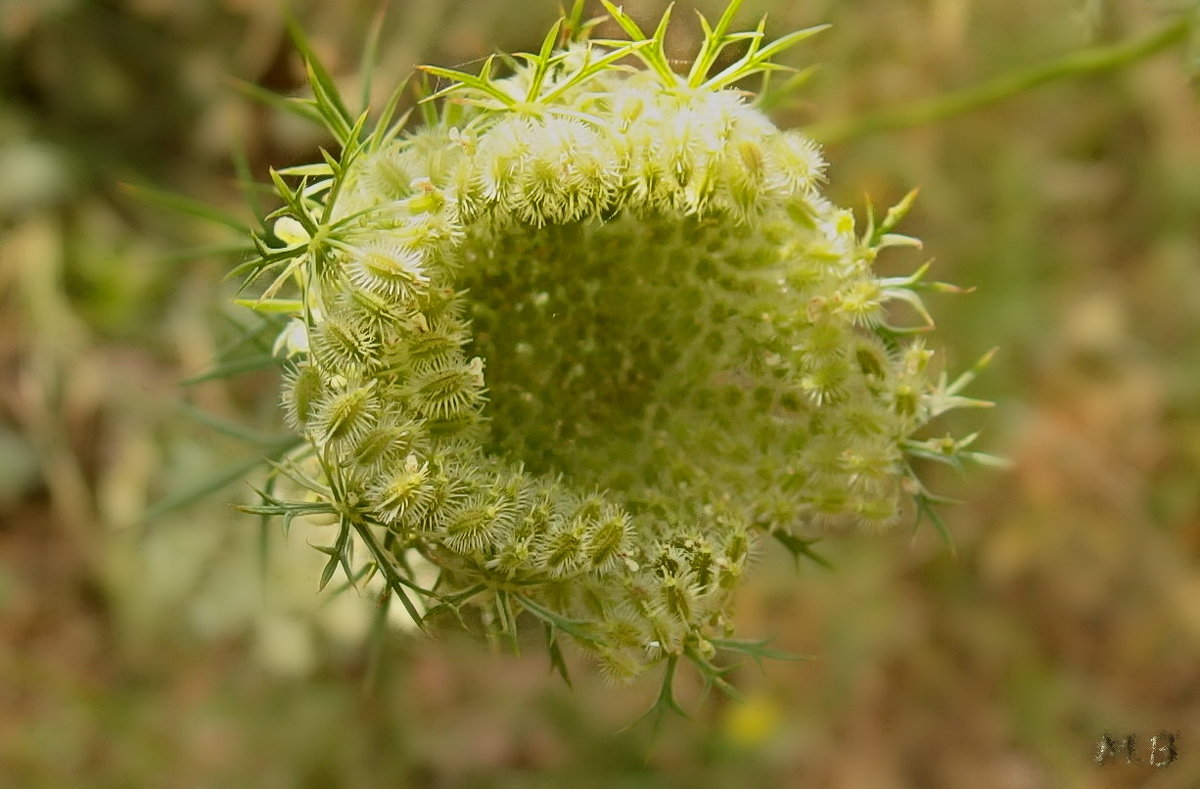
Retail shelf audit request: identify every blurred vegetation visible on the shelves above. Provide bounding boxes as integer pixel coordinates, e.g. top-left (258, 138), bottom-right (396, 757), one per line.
top-left (1, 0), bottom-right (1198, 786)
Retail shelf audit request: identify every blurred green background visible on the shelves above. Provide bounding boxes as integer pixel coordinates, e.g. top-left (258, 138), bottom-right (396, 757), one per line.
top-left (2, 0), bottom-right (1199, 786)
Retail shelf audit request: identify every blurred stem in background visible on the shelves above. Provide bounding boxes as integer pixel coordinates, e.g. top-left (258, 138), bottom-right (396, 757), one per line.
top-left (808, 10), bottom-right (1196, 143)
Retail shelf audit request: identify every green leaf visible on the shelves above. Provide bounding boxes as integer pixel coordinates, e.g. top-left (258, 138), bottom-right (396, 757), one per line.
top-left (287, 15), bottom-right (354, 139)
top-left (756, 63), bottom-right (818, 112)
top-left (710, 637), bottom-right (813, 673)
top-left (213, 311), bottom-right (281, 358)
top-left (422, 583), bottom-right (483, 630)
top-left (880, 286), bottom-right (935, 331)
top-left (413, 72), bottom-right (440, 127)
top-left (256, 475), bottom-right (279, 585)
top-left (946, 346), bottom-right (999, 396)
top-left (236, 499), bottom-right (336, 518)
top-left (524, 18), bottom-right (564, 102)
top-left (870, 187), bottom-right (920, 246)
top-left (418, 56), bottom-right (518, 108)
top-left (494, 589), bottom-right (521, 655)
top-left (702, 23), bottom-right (831, 92)
top-left (264, 457), bottom-right (330, 499)
top-left (807, 15), bottom-right (1192, 144)
top-left (772, 530), bottom-right (833, 570)
top-left (275, 163), bottom-right (335, 178)
top-left (309, 543), bottom-right (340, 558)
top-left (142, 436), bottom-right (302, 522)
top-left (539, 40), bottom-right (654, 105)
top-left (597, 0), bottom-right (676, 84)
top-left (624, 655), bottom-right (688, 733)
top-left (119, 183), bottom-right (250, 233)
top-left (157, 242), bottom-right (257, 266)
top-left (514, 594), bottom-right (600, 646)
top-left (369, 75), bottom-right (414, 152)
top-left (351, 519), bottom-right (429, 633)
top-left (308, 63), bottom-right (353, 143)
top-left (230, 135), bottom-right (266, 231)
top-left (267, 168), bottom-right (319, 234)
top-left (685, 648), bottom-right (743, 702)
top-left (232, 298), bottom-right (304, 314)
top-left (362, 587), bottom-right (392, 696)
top-left (710, 0), bottom-right (746, 44)
top-left (914, 492), bottom-right (957, 557)
top-left (318, 553), bottom-right (340, 592)
top-left (748, 24), bottom-right (830, 64)
top-left (544, 622), bottom-right (573, 688)
top-left (688, 0), bottom-right (749, 87)
top-left (598, 0), bottom-right (647, 41)
top-left (563, 0), bottom-right (590, 42)
top-left (962, 451), bottom-right (1014, 469)
top-left (358, 3), bottom-right (388, 114)
top-left (224, 238), bottom-right (303, 288)
top-left (177, 404), bottom-right (283, 445)
top-left (179, 353), bottom-right (280, 386)
top-left (648, 3), bottom-right (676, 68)
top-left (230, 78), bottom-right (325, 127)
top-left (331, 516), bottom-right (356, 591)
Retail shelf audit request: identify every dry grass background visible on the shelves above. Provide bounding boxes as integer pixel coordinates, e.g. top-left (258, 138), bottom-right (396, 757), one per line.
top-left (2, 0), bottom-right (1199, 786)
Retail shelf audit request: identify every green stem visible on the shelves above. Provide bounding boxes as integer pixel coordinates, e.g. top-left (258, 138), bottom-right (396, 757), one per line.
top-left (808, 15), bottom-right (1192, 144)
top-left (351, 518), bottom-right (429, 632)
top-left (512, 594), bottom-right (601, 646)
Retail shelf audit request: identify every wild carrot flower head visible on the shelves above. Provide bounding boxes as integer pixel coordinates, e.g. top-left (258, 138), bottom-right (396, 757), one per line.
top-left (234, 0), bottom-right (996, 700)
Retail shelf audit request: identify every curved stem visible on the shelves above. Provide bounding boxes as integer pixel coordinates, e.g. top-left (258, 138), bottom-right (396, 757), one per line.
top-left (807, 15), bottom-right (1192, 144)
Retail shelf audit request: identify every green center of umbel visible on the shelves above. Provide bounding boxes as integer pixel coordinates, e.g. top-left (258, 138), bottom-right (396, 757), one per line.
top-left (463, 215), bottom-right (762, 482)
top-left (452, 196), bottom-right (914, 532)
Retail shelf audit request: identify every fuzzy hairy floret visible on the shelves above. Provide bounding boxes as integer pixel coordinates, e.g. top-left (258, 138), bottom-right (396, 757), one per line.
top-left (238, 2), bottom-right (994, 693)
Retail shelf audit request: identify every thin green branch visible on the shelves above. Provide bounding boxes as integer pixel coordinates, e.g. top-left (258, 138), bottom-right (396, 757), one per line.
top-left (808, 15), bottom-right (1192, 144)
top-left (351, 518), bottom-right (429, 632)
top-left (142, 436), bottom-right (302, 522)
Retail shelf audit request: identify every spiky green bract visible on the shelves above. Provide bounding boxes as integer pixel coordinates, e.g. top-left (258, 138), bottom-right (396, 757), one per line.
top-left (238, 3), bottom-right (995, 696)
